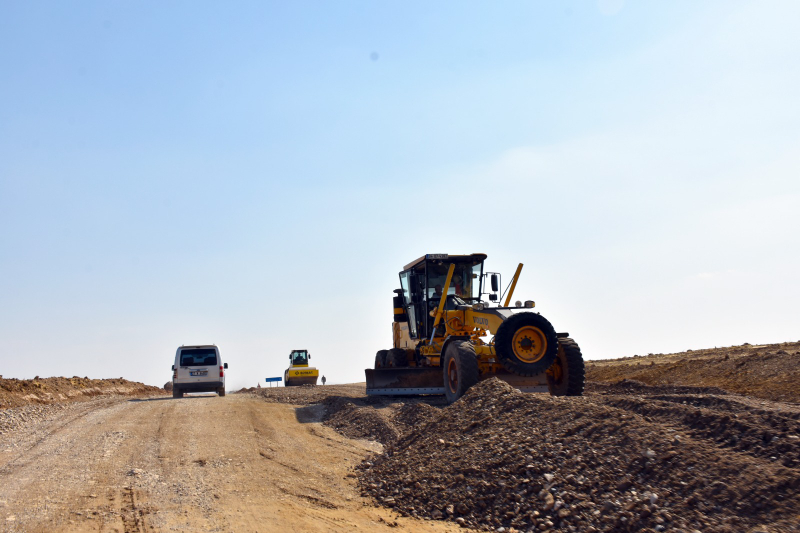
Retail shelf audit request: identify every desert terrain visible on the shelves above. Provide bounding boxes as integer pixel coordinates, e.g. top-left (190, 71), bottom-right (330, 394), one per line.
top-left (0, 341), bottom-right (798, 532)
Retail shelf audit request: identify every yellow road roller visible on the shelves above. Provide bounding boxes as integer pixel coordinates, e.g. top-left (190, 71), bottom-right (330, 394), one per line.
top-left (284, 349), bottom-right (319, 386)
top-left (365, 253), bottom-right (584, 403)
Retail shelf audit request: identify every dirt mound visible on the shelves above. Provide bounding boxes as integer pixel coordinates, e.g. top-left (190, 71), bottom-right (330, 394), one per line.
top-left (587, 341), bottom-right (800, 403)
top-left (240, 383), bottom-right (369, 405)
top-left (0, 377), bottom-right (167, 408)
top-left (587, 379), bottom-right (729, 397)
top-left (358, 378), bottom-right (800, 533)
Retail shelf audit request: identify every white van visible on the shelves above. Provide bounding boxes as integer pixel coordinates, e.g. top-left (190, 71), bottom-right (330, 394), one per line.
top-left (172, 344), bottom-right (228, 398)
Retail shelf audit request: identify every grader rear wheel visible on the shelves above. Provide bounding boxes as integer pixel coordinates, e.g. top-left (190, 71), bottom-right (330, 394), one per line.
top-left (443, 341), bottom-right (479, 404)
top-left (387, 348), bottom-right (409, 367)
top-left (375, 350), bottom-right (388, 369)
top-left (546, 337), bottom-right (586, 396)
top-left (494, 312), bottom-right (558, 376)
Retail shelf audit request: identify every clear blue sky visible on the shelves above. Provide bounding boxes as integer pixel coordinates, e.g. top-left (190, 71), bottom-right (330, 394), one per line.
top-left (2, 1), bottom-right (798, 389)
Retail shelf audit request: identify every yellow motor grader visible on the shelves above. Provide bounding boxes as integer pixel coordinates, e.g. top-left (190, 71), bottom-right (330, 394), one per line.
top-left (365, 253), bottom-right (585, 403)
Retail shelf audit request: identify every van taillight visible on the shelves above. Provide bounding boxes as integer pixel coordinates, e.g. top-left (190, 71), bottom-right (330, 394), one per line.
top-left (173, 369), bottom-right (177, 379)
top-left (220, 366), bottom-right (224, 378)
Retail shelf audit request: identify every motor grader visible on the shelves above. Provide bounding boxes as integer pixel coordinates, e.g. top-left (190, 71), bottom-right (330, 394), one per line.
top-left (365, 253), bottom-right (585, 403)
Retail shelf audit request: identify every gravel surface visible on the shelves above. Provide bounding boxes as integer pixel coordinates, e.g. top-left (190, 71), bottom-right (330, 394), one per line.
top-left (0, 403), bottom-right (78, 436)
top-left (242, 375), bottom-right (800, 531)
top-left (355, 379), bottom-right (800, 532)
top-left (0, 394), bottom-right (458, 533)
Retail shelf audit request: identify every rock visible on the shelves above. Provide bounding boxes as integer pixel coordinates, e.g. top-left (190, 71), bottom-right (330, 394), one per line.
top-left (542, 493), bottom-right (555, 511)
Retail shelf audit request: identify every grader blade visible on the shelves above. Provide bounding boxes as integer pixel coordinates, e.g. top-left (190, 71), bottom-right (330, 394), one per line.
top-left (365, 368), bottom-right (445, 396)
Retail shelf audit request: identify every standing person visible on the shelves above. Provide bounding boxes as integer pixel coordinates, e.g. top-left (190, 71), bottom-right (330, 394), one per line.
top-left (321, 375), bottom-right (327, 385)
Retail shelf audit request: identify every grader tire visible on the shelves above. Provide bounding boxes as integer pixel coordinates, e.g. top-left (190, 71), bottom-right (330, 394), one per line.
top-left (443, 341), bottom-right (479, 404)
top-left (495, 312), bottom-right (558, 376)
top-left (546, 337), bottom-right (586, 396)
top-left (375, 350), bottom-right (388, 369)
top-left (387, 348), bottom-right (409, 368)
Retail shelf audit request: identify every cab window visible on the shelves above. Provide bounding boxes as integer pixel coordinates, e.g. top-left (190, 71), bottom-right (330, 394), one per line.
top-left (291, 350), bottom-right (309, 366)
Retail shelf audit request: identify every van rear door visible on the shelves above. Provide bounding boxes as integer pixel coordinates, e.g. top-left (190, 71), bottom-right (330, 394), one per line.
top-left (177, 347), bottom-right (218, 385)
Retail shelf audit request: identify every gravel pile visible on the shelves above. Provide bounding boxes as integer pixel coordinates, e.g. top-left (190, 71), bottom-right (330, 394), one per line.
top-left (358, 379), bottom-right (800, 533)
top-left (244, 383), bottom-right (446, 445)
top-left (324, 398), bottom-right (443, 445)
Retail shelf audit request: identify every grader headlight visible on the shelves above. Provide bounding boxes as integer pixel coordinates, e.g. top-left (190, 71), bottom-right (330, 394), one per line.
top-left (524, 300), bottom-right (535, 308)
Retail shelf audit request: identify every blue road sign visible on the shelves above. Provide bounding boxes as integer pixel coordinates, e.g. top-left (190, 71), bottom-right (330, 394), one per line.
top-left (265, 377), bottom-right (282, 382)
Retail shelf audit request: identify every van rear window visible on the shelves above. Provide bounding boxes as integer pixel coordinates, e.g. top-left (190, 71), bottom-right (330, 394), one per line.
top-left (180, 348), bottom-right (217, 367)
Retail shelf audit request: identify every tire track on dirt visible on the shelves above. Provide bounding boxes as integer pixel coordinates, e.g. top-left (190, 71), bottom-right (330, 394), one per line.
top-left (600, 394), bottom-right (800, 467)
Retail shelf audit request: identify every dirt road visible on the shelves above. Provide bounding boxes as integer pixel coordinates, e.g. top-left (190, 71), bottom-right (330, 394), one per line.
top-left (0, 394), bottom-right (458, 533)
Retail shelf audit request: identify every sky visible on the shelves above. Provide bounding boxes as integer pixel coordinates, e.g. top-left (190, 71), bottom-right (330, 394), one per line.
top-left (1, 1), bottom-right (798, 390)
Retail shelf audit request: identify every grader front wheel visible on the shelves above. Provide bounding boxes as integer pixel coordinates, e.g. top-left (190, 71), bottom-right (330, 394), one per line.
top-left (443, 341), bottom-right (479, 404)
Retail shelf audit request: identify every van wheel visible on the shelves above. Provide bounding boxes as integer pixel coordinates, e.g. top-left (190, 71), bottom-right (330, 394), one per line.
top-left (218, 387), bottom-right (226, 397)
top-left (172, 387), bottom-right (183, 398)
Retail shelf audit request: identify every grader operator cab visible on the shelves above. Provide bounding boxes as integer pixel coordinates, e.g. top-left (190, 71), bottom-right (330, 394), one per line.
top-left (284, 349), bottom-right (319, 386)
top-left (365, 253), bottom-right (585, 403)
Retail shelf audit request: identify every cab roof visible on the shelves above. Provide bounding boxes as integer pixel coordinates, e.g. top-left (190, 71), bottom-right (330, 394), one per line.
top-left (403, 253), bottom-right (487, 271)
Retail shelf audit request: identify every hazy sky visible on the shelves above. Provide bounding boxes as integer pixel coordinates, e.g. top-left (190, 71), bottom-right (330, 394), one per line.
top-left (2, 1), bottom-right (798, 390)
